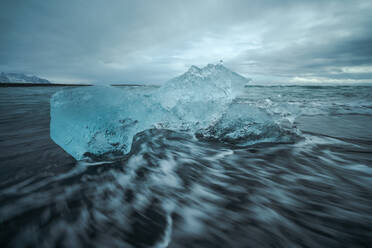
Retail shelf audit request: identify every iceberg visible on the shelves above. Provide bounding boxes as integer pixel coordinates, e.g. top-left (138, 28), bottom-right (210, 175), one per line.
top-left (51, 86), bottom-right (161, 160)
top-left (196, 103), bottom-right (299, 145)
top-left (50, 64), bottom-right (296, 160)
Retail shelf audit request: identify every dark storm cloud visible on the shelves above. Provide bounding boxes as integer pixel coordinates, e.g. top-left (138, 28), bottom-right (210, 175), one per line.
top-left (1, 0), bottom-right (372, 84)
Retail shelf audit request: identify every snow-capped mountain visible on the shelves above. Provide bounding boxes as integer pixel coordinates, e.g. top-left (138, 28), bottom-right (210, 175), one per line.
top-left (0, 72), bottom-right (51, 84)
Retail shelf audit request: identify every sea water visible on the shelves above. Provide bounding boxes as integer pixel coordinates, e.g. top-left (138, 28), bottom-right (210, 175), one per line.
top-left (0, 85), bottom-right (372, 247)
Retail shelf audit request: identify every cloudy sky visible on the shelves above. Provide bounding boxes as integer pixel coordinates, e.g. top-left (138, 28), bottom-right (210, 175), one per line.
top-left (1, 0), bottom-right (372, 84)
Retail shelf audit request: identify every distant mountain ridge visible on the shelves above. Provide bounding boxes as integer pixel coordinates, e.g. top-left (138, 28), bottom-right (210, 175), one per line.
top-left (0, 72), bottom-right (51, 84)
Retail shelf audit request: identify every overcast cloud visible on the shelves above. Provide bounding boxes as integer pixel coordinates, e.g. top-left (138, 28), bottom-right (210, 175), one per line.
top-left (1, 0), bottom-right (372, 84)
